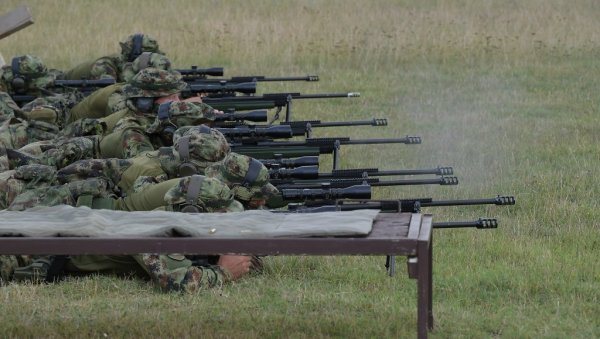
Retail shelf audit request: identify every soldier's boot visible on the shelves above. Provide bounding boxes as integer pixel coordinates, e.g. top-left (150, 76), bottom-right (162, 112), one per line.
top-left (12, 257), bottom-right (52, 283)
top-left (6, 148), bottom-right (40, 169)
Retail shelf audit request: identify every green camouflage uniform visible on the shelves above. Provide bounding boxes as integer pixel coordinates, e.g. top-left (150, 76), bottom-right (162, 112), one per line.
top-left (2, 175), bottom-right (243, 292)
top-left (0, 118), bottom-right (59, 154)
top-left (59, 68), bottom-right (189, 159)
top-left (121, 52), bottom-right (172, 83)
top-left (205, 152), bottom-right (280, 208)
top-left (13, 126), bottom-right (229, 199)
top-left (0, 98), bottom-right (217, 171)
top-left (0, 55), bottom-right (57, 96)
top-left (0, 91), bottom-right (23, 122)
top-left (0, 164), bottom-right (60, 209)
top-left (68, 52), bottom-right (173, 123)
top-left (63, 33), bottom-right (163, 82)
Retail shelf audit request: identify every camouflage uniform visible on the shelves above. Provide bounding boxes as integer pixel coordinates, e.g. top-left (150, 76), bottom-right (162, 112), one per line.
top-left (2, 175), bottom-right (243, 292)
top-left (58, 68), bottom-right (189, 159)
top-left (67, 52), bottom-right (173, 123)
top-left (23, 126), bottom-right (230, 199)
top-left (0, 91), bottom-right (23, 122)
top-left (0, 55), bottom-right (58, 96)
top-left (63, 33), bottom-right (163, 82)
top-left (204, 152), bottom-right (280, 209)
top-left (8, 108), bottom-right (222, 174)
top-left (0, 118), bottom-right (59, 154)
top-left (0, 164), bottom-right (60, 209)
top-left (121, 52), bottom-right (172, 83)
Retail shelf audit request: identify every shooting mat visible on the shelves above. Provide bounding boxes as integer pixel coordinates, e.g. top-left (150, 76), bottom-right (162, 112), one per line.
top-left (0, 206), bottom-right (378, 238)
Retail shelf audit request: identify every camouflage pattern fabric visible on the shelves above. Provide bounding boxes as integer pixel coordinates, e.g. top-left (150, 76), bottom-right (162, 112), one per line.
top-left (170, 125), bottom-right (231, 170)
top-left (98, 120), bottom-right (155, 159)
top-left (131, 174), bottom-right (167, 193)
top-left (121, 52), bottom-right (172, 83)
top-left (7, 177), bottom-right (114, 211)
top-left (21, 92), bottom-right (85, 127)
top-left (0, 164), bottom-right (61, 209)
top-left (57, 118), bottom-right (107, 138)
top-left (0, 91), bottom-right (22, 122)
top-left (63, 33), bottom-right (162, 82)
top-left (204, 152), bottom-right (280, 204)
top-left (145, 101), bottom-right (217, 136)
top-left (119, 33), bottom-right (163, 62)
top-left (67, 84), bottom-right (127, 123)
top-left (0, 170), bottom-right (27, 209)
top-left (121, 68), bottom-right (186, 99)
top-left (134, 254), bottom-right (227, 293)
top-left (0, 126), bottom-right (105, 177)
top-left (0, 55), bottom-right (57, 94)
top-left (89, 55), bottom-right (123, 81)
top-left (0, 118), bottom-right (59, 152)
top-left (163, 175), bottom-right (243, 212)
top-left (13, 136), bottom-right (99, 169)
top-left (0, 255), bottom-right (33, 285)
top-left (56, 158), bottom-right (134, 186)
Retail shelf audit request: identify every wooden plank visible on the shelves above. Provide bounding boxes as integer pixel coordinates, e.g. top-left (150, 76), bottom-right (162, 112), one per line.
top-left (407, 213), bottom-right (422, 239)
top-left (0, 6), bottom-right (34, 40)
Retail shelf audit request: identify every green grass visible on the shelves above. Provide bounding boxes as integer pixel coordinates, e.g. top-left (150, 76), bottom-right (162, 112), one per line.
top-left (1, 0), bottom-right (600, 337)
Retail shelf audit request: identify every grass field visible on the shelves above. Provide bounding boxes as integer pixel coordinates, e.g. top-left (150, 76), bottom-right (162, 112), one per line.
top-left (1, 0), bottom-right (600, 337)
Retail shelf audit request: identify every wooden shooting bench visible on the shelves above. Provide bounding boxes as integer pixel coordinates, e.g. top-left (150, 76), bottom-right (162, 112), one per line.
top-left (0, 212), bottom-right (434, 339)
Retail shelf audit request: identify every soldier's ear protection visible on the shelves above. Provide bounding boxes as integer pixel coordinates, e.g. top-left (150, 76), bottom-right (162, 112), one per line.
top-left (178, 175), bottom-right (208, 213)
top-left (230, 158), bottom-right (263, 203)
top-left (242, 159), bottom-right (263, 188)
top-left (134, 97), bottom-right (155, 113)
top-left (156, 102), bottom-right (176, 145)
top-left (129, 33), bottom-right (144, 61)
top-left (11, 57), bottom-right (27, 93)
top-left (176, 126), bottom-right (211, 176)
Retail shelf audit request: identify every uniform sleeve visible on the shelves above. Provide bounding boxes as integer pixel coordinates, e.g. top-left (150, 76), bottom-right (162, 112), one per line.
top-left (133, 254), bottom-right (230, 293)
top-left (89, 56), bottom-right (119, 80)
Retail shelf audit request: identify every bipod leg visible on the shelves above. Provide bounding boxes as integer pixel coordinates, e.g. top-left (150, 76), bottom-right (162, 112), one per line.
top-left (385, 255), bottom-right (396, 277)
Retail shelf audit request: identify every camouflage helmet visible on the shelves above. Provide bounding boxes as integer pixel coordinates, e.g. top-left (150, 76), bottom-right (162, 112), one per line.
top-left (119, 33), bottom-right (163, 62)
top-left (9, 55), bottom-right (55, 90)
top-left (163, 175), bottom-right (243, 212)
top-left (204, 152), bottom-right (280, 203)
top-left (122, 52), bottom-right (172, 83)
top-left (172, 125), bottom-right (230, 171)
top-left (133, 52), bottom-right (171, 73)
top-left (121, 68), bottom-right (186, 98)
top-left (145, 101), bottom-right (217, 135)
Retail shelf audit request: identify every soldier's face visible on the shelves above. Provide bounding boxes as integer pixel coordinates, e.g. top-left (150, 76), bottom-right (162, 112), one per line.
top-left (155, 93), bottom-right (180, 105)
top-left (246, 199), bottom-right (266, 209)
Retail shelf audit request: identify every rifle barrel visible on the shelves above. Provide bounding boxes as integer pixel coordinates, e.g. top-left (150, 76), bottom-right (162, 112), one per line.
top-left (274, 176), bottom-right (458, 189)
top-left (433, 218), bottom-right (498, 229)
top-left (320, 166), bottom-right (454, 178)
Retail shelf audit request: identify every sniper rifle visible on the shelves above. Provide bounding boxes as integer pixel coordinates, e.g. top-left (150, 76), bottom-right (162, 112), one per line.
top-left (268, 165), bottom-right (454, 180)
top-left (272, 176), bottom-right (459, 190)
top-left (230, 135), bottom-right (421, 169)
top-left (202, 92), bottom-right (360, 122)
top-left (11, 78), bottom-right (116, 105)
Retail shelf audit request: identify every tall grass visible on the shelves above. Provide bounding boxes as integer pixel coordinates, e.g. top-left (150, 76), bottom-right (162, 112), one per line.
top-left (1, 0), bottom-right (599, 337)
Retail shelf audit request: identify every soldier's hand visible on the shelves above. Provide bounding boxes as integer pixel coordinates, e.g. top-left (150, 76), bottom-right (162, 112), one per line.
top-left (217, 255), bottom-right (252, 281)
top-left (182, 93), bottom-right (204, 103)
